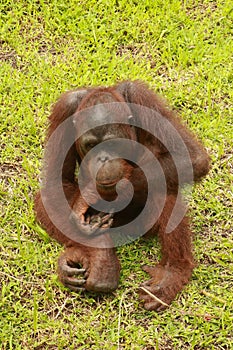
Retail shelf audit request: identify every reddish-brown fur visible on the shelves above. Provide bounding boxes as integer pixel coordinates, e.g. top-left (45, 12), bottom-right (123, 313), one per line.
top-left (34, 81), bottom-right (210, 311)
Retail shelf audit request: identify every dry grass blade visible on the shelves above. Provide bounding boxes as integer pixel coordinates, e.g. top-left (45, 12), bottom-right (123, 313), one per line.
top-left (140, 286), bottom-right (169, 307)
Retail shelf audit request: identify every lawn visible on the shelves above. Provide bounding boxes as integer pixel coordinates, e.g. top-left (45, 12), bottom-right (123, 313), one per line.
top-left (0, 0), bottom-right (232, 349)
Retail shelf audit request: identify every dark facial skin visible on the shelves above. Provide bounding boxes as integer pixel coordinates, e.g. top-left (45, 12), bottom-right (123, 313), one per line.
top-left (78, 130), bottom-right (132, 187)
top-left (75, 102), bottom-right (137, 197)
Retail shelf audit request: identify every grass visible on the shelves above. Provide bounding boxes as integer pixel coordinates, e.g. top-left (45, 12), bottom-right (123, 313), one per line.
top-left (0, 0), bottom-right (232, 349)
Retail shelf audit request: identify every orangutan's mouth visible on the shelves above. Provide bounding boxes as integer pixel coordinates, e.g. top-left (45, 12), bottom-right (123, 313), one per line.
top-left (96, 180), bottom-right (119, 189)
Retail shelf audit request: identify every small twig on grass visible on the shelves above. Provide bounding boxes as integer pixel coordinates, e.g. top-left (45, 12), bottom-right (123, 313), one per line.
top-left (55, 299), bottom-right (70, 319)
top-left (140, 286), bottom-right (169, 307)
top-left (201, 290), bottom-right (226, 304)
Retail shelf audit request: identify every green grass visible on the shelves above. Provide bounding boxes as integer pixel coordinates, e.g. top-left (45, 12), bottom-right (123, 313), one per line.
top-left (1, 0), bottom-right (232, 349)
